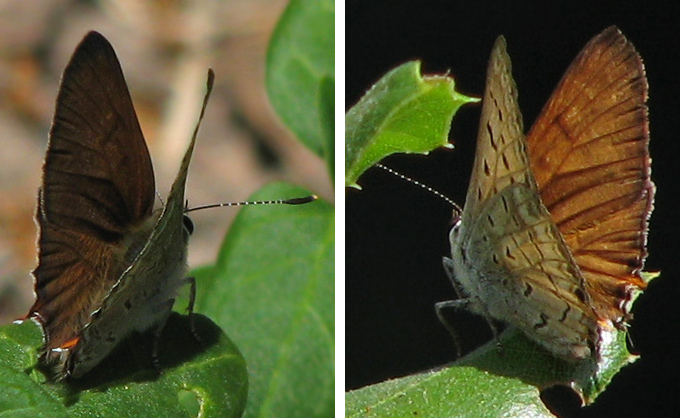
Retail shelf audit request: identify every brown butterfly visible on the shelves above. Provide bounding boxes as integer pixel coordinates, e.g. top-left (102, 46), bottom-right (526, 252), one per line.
top-left (440, 26), bottom-right (653, 361)
top-left (27, 31), bottom-right (214, 380)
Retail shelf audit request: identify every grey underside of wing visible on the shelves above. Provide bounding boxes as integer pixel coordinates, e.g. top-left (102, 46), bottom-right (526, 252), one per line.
top-left (461, 182), bottom-right (597, 341)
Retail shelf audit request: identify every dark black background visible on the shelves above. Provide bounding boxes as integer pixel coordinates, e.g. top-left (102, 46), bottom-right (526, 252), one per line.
top-left (346, 1), bottom-right (680, 416)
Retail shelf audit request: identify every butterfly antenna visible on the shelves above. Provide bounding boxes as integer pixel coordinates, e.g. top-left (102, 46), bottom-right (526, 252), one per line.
top-left (186, 195), bottom-right (317, 213)
top-left (376, 163), bottom-right (463, 215)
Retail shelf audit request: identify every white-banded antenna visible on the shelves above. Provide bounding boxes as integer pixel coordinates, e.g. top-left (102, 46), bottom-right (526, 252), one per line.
top-left (186, 195), bottom-right (317, 213)
top-left (376, 163), bottom-right (463, 215)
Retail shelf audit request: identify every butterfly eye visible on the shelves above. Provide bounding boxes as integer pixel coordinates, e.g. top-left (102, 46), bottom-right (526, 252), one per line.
top-left (182, 215), bottom-right (194, 235)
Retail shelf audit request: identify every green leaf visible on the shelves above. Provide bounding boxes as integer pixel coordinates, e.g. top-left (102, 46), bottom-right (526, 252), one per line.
top-left (0, 320), bottom-right (66, 417)
top-left (266, 0), bottom-right (334, 163)
top-left (346, 273), bottom-right (658, 417)
top-left (345, 61), bottom-right (478, 188)
top-left (195, 183), bottom-right (334, 418)
top-left (0, 314), bottom-right (247, 417)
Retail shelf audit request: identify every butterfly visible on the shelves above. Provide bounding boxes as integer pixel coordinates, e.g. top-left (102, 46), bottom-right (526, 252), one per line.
top-left (440, 26), bottom-right (654, 361)
top-left (27, 31), bottom-right (214, 380)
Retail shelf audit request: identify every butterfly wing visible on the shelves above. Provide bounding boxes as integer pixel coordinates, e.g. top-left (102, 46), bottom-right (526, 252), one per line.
top-left (458, 37), bottom-right (527, 225)
top-left (29, 32), bottom-right (155, 367)
top-left (65, 70), bottom-right (215, 378)
top-left (449, 36), bottom-right (599, 360)
top-left (526, 27), bottom-right (654, 325)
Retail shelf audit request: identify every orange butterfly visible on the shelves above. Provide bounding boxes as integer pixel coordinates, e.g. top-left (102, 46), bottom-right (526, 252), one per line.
top-left (440, 26), bottom-right (653, 361)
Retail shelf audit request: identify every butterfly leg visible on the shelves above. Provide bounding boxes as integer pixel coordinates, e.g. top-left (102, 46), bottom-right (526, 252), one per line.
top-left (435, 299), bottom-right (505, 358)
top-left (441, 257), bottom-right (504, 357)
top-left (186, 276), bottom-right (203, 345)
top-left (151, 304), bottom-right (174, 373)
top-left (439, 257), bottom-right (468, 357)
top-left (484, 318), bottom-right (504, 357)
top-left (435, 300), bottom-right (467, 358)
top-left (150, 277), bottom-right (202, 374)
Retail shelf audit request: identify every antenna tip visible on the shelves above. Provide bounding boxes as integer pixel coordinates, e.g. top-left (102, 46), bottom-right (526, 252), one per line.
top-left (284, 195), bottom-right (318, 205)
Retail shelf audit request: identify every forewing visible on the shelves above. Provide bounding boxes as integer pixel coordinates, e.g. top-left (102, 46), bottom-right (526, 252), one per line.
top-left (461, 36), bottom-right (530, 228)
top-left (29, 32), bottom-right (155, 363)
top-left (41, 31), bottom-right (155, 239)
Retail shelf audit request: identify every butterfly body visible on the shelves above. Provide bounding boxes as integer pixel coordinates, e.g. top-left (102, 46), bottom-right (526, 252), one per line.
top-left (442, 27), bottom-right (652, 362)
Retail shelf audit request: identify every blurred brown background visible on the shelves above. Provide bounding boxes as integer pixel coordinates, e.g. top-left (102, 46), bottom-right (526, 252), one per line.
top-left (0, 0), bottom-right (332, 324)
